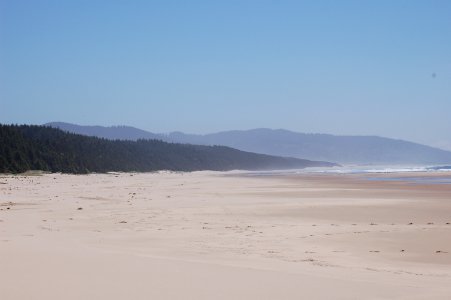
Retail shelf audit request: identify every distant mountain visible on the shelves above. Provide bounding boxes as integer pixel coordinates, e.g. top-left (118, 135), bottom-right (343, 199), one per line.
top-left (167, 129), bottom-right (451, 165)
top-left (1, 125), bottom-right (335, 174)
top-left (45, 122), bottom-right (165, 141)
top-left (45, 122), bottom-right (451, 165)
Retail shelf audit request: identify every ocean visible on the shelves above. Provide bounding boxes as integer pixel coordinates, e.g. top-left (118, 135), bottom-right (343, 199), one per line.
top-left (244, 165), bottom-right (451, 184)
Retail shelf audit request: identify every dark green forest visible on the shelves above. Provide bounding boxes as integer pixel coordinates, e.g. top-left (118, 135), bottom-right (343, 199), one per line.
top-left (0, 125), bottom-right (335, 174)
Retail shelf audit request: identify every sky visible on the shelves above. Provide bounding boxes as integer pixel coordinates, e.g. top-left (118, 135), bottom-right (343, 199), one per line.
top-left (1, 0), bottom-right (451, 150)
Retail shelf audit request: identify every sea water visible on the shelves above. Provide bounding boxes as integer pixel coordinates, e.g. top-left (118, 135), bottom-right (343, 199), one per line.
top-left (245, 165), bottom-right (451, 185)
top-left (367, 176), bottom-right (451, 185)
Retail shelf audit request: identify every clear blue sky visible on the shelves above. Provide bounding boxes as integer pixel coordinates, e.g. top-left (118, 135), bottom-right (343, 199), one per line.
top-left (1, 0), bottom-right (451, 149)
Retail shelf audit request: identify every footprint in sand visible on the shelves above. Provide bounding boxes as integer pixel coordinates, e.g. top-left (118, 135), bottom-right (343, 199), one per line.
top-left (301, 258), bottom-right (316, 262)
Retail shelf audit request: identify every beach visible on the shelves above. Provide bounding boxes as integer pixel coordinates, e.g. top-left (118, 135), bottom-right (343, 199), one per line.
top-left (1, 171), bottom-right (451, 299)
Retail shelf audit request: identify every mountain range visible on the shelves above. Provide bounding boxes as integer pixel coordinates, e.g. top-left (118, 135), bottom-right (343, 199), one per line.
top-left (46, 122), bottom-right (451, 165)
top-left (1, 125), bottom-right (334, 174)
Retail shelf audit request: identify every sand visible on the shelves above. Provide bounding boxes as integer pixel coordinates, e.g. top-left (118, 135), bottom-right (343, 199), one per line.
top-left (1, 171), bottom-right (451, 299)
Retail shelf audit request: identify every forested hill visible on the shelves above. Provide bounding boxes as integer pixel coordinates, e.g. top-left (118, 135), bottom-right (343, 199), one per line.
top-left (0, 125), bottom-right (336, 174)
top-left (47, 122), bottom-right (451, 165)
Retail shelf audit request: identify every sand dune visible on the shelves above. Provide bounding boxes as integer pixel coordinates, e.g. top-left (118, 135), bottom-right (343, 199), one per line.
top-left (1, 171), bottom-right (450, 299)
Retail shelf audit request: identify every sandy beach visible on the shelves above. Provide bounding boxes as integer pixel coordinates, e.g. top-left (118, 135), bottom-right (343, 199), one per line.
top-left (1, 171), bottom-right (451, 299)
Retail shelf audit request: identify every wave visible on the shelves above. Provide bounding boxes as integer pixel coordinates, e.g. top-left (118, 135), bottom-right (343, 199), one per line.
top-left (301, 165), bottom-right (451, 174)
top-left (243, 165), bottom-right (451, 177)
top-left (427, 165), bottom-right (451, 171)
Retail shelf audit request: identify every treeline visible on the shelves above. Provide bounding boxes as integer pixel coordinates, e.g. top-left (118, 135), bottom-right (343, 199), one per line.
top-left (0, 125), bottom-right (335, 174)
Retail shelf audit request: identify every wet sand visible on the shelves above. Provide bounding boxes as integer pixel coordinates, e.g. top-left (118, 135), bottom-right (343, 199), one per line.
top-left (1, 171), bottom-right (450, 299)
